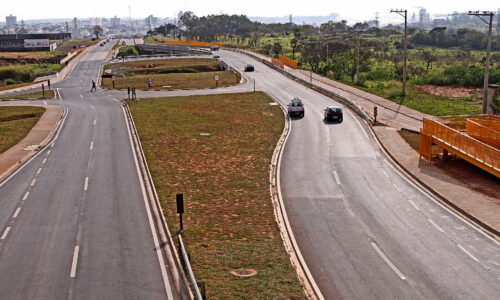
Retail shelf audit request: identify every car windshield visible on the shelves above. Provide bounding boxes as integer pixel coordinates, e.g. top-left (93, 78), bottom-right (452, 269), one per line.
top-left (292, 102), bottom-right (302, 107)
top-left (329, 108), bottom-right (340, 112)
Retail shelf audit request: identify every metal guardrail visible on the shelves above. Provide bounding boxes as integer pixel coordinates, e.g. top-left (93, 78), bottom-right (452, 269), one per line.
top-left (178, 235), bottom-right (203, 300)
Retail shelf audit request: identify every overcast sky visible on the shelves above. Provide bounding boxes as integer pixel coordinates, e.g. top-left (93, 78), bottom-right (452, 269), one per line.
top-left (2, 0), bottom-right (498, 24)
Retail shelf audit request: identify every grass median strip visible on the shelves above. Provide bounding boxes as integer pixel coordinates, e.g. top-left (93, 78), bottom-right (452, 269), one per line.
top-left (0, 106), bottom-right (45, 154)
top-left (0, 90), bottom-right (55, 101)
top-left (128, 92), bottom-right (306, 299)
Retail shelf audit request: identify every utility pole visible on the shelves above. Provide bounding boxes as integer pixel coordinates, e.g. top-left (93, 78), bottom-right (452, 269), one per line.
top-left (355, 33), bottom-right (360, 85)
top-left (391, 9), bottom-right (408, 95)
top-left (468, 11), bottom-right (495, 114)
top-left (258, 25), bottom-right (261, 52)
top-left (375, 12), bottom-right (380, 28)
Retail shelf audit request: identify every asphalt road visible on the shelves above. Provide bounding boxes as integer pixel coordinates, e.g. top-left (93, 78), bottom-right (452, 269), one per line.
top-left (218, 50), bottom-right (500, 299)
top-left (0, 42), bottom-right (176, 299)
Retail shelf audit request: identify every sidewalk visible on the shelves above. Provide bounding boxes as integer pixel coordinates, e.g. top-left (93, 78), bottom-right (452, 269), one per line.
top-left (0, 105), bottom-right (64, 182)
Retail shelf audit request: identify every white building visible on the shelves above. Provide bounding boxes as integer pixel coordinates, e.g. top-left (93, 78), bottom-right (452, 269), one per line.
top-left (6, 14), bottom-right (17, 27)
top-left (111, 16), bottom-right (120, 27)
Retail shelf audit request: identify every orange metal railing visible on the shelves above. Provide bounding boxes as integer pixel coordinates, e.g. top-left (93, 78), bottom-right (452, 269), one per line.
top-left (163, 41), bottom-right (222, 47)
top-left (271, 58), bottom-right (285, 68)
top-left (421, 118), bottom-right (500, 177)
top-left (278, 54), bottom-right (298, 68)
top-left (471, 119), bottom-right (500, 132)
top-left (466, 119), bottom-right (500, 149)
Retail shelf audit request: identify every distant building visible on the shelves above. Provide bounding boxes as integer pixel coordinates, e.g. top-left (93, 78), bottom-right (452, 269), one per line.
top-left (71, 17), bottom-right (82, 38)
top-left (111, 16), bottom-right (120, 27)
top-left (6, 14), bottom-right (17, 27)
top-left (90, 17), bottom-right (101, 27)
top-left (419, 8), bottom-right (431, 25)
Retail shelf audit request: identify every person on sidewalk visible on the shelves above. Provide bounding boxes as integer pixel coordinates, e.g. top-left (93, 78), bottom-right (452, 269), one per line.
top-left (47, 80), bottom-right (51, 90)
top-left (91, 80), bottom-right (97, 92)
top-left (147, 78), bottom-right (152, 89)
top-left (112, 75), bottom-right (116, 89)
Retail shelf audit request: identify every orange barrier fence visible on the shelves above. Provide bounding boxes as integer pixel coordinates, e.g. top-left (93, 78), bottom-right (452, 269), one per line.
top-left (471, 119), bottom-right (500, 132)
top-left (421, 118), bottom-right (500, 177)
top-left (278, 54), bottom-right (298, 68)
top-left (466, 119), bottom-right (500, 149)
top-left (272, 58), bottom-right (285, 68)
top-left (163, 41), bottom-right (222, 47)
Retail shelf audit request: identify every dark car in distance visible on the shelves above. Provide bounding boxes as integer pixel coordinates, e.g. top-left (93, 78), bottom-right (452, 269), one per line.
top-left (324, 106), bottom-right (343, 122)
top-left (244, 64), bottom-right (254, 72)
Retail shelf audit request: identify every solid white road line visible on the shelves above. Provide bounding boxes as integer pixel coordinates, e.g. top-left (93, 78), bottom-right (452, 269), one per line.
top-left (408, 199), bottom-right (420, 211)
top-left (382, 169), bottom-right (389, 178)
top-left (30, 179), bottom-right (36, 187)
top-left (57, 88), bottom-right (62, 101)
top-left (371, 242), bottom-right (407, 280)
top-left (428, 219), bottom-right (445, 233)
top-left (90, 141), bottom-right (94, 150)
top-left (333, 170), bottom-right (341, 185)
top-left (36, 168), bottom-right (42, 175)
top-left (347, 110), bottom-right (368, 139)
top-left (84, 177), bottom-right (88, 191)
top-left (122, 107), bottom-right (174, 299)
top-left (1, 227), bottom-right (11, 240)
top-left (13, 207), bottom-right (21, 218)
top-left (70, 246), bottom-right (79, 278)
top-left (22, 192), bottom-right (30, 201)
top-left (458, 244), bottom-right (479, 262)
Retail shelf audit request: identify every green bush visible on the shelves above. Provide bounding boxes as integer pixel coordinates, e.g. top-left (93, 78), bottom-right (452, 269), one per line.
top-left (4, 79), bottom-right (18, 85)
top-left (413, 66), bottom-right (500, 87)
top-left (155, 67), bottom-right (198, 74)
top-left (363, 69), bottom-right (394, 81)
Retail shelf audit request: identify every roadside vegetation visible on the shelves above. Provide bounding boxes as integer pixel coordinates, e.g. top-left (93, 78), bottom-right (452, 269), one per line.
top-left (146, 12), bottom-right (500, 116)
top-left (0, 90), bottom-right (55, 101)
top-left (0, 106), bottom-right (45, 154)
top-left (102, 58), bottom-right (238, 90)
top-left (128, 92), bottom-right (306, 299)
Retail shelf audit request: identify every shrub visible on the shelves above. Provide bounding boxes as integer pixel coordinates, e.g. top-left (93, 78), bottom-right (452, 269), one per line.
top-left (156, 67), bottom-right (198, 74)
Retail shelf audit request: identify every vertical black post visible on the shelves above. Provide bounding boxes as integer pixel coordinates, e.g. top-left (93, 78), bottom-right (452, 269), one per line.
top-left (176, 193), bottom-right (184, 230)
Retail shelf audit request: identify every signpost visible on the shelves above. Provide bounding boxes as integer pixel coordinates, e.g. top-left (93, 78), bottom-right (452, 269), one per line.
top-left (374, 106), bottom-right (378, 123)
top-left (176, 193), bottom-right (184, 230)
top-left (214, 74), bottom-right (219, 87)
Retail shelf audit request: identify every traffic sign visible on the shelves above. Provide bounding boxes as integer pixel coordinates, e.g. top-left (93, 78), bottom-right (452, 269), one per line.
top-left (214, 74), bottom-right (220, 81)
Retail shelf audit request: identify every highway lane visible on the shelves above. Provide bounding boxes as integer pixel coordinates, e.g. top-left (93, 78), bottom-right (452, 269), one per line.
top-left (219, 50), bottom-right (500, 299)
top-left (0, 42), bottom-right (175, 299)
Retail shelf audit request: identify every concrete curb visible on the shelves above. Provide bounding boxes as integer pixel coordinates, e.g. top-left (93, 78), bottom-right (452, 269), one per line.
top-left (266, 91), bottom-right (324, 300)
top-left (0, 106), bottom-right (67, 184)
top-left (367, 124), bottom-right (500, 239)
top-left (120, 100), bottom-right (193, 299)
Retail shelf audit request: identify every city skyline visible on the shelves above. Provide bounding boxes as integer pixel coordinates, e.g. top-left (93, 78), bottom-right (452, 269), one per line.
top-left (1, 0), bottom-right (498, 25)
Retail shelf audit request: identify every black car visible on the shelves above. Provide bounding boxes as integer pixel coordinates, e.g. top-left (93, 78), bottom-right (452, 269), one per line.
top-left (324, 106), bottom-right (343, 122)
top-left (244, 64), bottom-right (254, 72)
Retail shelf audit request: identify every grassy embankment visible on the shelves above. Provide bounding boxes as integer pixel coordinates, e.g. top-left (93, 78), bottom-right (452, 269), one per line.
top-left (0, 90), bottom-right (55, 101)
top-left (128, 92), bottom-right (306, 299)
top-left (102, 58), bottom-right (239, 91)
top-left (0, 106), bottom-right (45, 154)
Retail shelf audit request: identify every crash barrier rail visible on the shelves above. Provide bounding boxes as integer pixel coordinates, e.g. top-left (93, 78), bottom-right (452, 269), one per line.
top-left (278, 54), bottom-right (298, 68)
top-left (420, 118), bottom-right (500, 177)
top-left (271, 58), bottom-right (285, 68)
top-left (178, 235), bottom-right (203, 300)
top-left (466, 119), bottom-right (500, 149)
top-left (164, 41), bottom-right (222, 48)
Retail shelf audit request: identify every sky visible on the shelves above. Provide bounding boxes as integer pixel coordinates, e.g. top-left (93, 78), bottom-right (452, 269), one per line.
top-left (2, 0), bottom-right (498, 24)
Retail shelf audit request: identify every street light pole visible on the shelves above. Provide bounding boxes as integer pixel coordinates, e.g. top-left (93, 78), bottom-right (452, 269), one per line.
top-left (468, 11), bottom-right (495, 114)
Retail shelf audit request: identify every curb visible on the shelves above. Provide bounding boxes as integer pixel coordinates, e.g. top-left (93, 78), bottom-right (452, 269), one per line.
top-left (367, 124), bottom-right (500, 239)
top-left (266, 91), bottom-right (324, 300)
top-left (0, 106), bottom-right (67, 184)
top-left (120, 100), bottom-right (193, 299)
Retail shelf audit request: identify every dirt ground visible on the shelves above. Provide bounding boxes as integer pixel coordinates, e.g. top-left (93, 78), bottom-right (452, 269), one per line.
top-left (414, 84), bottom-right (482, 98)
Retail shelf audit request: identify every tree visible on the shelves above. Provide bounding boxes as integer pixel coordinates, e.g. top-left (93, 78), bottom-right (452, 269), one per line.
top-left (93, 26), bottom-right (103, 39)
top-left (273, 41), bottom-right (283, 58)
top-left (300, 38), bottom-right (325, 72)
top-left (420, 49), bottom-right (437, 71)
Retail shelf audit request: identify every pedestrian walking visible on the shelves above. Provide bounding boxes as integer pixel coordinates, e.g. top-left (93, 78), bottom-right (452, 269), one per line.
top-left (91, 80), bottom-right (97, 92)
top-left (127, 86), bottom-right (131, 99)
top-left (147, 78), bottom-right (152, 89)
top-left (47, 79), bottom-right (51, 90)
top-left (112, 75), bottom-right (115, 89)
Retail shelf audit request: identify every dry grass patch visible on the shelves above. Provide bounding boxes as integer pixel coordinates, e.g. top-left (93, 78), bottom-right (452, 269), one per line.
top-left (0, 106), bottom-right (45, 154)
top-left (128, 92), bottom-right (306, 299)
top-left (0, 90), bottom-right (55, 100)
top-left (103, 71), bottom-right (238, 91)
